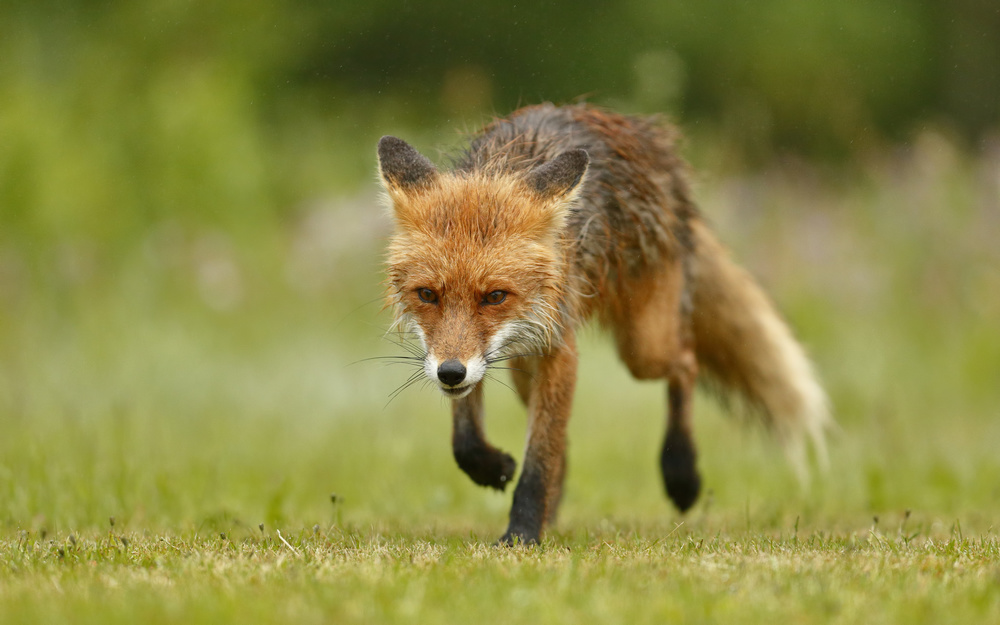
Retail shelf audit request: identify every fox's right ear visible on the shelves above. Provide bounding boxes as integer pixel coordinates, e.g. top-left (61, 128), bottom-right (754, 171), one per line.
top-left (377, 136), bottom-right (438, 192)
top-left (527, 149), bottom-right (589, 199)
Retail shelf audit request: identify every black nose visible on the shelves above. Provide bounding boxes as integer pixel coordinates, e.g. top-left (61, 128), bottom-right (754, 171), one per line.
top-left (437, 359), bottom-right (467, 386)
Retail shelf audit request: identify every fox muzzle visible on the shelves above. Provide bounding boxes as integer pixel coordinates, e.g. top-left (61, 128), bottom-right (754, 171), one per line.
top-left (437, 359), bottom-right (467, 386)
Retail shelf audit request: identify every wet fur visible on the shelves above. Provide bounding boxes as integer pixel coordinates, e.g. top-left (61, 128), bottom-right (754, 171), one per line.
top-left (378, 103), bottom-right (830, 545)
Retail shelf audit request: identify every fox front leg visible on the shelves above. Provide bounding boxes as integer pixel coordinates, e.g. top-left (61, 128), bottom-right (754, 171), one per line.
top-left (499, 334), bottom-right (577, 546)
top-left (452, 383), bottom-right (516, 491)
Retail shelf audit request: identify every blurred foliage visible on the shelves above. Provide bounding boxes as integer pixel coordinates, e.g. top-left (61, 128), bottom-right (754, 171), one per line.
top-left (1, 0), bottom-right (999, 249)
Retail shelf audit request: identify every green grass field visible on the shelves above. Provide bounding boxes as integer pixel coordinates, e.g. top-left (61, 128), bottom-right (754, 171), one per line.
top-left (2, 137), bottom-right (999, 623)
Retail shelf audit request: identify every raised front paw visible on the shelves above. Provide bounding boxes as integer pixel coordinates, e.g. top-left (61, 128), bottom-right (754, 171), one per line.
top-left (454, 443), bottom-right (517, 491)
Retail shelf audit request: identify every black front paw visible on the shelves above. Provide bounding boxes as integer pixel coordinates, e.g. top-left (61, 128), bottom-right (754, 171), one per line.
top-left (495, 529), bottom-right (538, 547)
top-left (454, 444), bottom-right (517, 491)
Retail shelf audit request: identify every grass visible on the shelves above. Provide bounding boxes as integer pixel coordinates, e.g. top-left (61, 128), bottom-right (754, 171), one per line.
top-left (1, 133), bottom-right (999, 623)
top-left (3, 523), bottom-right (998, 624)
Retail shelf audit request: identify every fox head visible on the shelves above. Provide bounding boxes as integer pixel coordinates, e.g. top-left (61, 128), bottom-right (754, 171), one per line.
top-left (377, 136), bottom-right (588, 398)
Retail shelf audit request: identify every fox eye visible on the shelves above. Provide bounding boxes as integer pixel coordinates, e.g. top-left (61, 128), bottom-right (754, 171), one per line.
top-left (417, 288), bottom-right (438, 304)
top-left (482, 290), bottom-right (507, 305)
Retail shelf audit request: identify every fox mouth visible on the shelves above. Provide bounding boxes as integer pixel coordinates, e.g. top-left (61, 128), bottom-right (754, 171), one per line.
top-left (439, 384), bottom-right (474, 398)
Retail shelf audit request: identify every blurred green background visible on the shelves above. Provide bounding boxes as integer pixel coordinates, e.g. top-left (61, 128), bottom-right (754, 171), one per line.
top-left (1, 0), bottom-right (999, 535)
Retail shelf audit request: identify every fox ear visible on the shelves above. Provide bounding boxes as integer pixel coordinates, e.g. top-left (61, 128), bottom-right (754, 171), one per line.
top-left (527, 149), bottom-right (589, 199)
top-left (377, 136), bottom-right (438, 191)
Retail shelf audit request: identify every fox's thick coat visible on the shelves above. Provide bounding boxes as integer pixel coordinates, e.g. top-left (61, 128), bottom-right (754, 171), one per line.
top-left (377, 103), bottom-right (829, 545)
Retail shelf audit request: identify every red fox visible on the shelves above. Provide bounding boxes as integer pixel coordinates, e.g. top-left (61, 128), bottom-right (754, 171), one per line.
top-left (377, 103), bottom-right (829, 545)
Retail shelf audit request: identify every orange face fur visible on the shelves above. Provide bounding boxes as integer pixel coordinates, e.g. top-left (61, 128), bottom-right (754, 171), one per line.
top-left (377, 137), bottom-right (587, 397)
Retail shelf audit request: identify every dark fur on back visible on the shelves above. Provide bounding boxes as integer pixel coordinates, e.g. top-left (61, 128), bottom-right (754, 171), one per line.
top-left (457, 103), bottom-right (698, 320)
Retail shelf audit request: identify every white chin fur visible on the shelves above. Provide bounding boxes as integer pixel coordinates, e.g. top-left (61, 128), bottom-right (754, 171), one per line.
top-left (438, 384), bottom-right (475, 399)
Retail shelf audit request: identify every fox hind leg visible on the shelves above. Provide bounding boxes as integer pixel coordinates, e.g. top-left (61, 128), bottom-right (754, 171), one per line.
top-left (452, 383), bottom-right (517, 491)
top-left (661, 351), bottom-right (700, 512)
top-left (610, 262), bottom-right (702, 513)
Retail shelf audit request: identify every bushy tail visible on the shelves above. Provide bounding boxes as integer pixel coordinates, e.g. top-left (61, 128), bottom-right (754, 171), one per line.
top-left (689, 220), bottom-right (831, 476)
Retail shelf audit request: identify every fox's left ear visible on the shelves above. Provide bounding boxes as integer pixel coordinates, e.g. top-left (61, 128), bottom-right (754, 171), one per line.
top-left (527, 149), bottom-right (589, 199)
top-left (377, 136), bottom-right (439, 192)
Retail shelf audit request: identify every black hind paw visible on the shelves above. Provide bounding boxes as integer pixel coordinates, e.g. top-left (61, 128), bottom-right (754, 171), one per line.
top-left (661, 430), bottom-right (701, 512)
